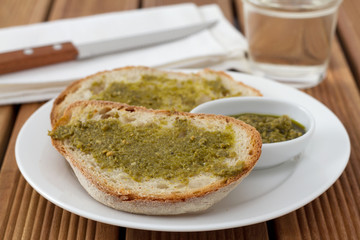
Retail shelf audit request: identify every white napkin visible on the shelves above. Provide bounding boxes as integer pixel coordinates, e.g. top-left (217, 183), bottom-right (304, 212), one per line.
top-left (0, 3), bottom-right (249, 105)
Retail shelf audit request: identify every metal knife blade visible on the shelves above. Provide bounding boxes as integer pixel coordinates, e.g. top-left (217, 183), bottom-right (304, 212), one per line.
top-left (77, 20), bottom-right (217, 59)
top-left (0, 20), bottom-right (217, 75)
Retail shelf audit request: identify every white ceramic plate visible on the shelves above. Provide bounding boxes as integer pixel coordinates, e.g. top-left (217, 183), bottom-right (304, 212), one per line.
top-left (15, 72), bottom-right (350, 232)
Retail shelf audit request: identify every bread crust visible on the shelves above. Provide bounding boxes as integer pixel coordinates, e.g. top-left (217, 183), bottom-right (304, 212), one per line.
top-left (50, 100), bottom-right (262, 215)
top-left (50, 66), bottom-right (262, 127)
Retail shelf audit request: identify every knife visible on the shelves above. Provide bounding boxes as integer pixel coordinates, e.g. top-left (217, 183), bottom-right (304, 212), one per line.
top-left (0, 20), bottom-right (217, 75)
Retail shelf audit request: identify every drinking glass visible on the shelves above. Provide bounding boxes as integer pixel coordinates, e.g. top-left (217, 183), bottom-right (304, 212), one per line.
top-left (242, 0), bottom-right (342, 88)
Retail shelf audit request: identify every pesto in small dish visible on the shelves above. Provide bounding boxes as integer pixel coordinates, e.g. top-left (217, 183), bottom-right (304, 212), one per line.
top-left (191, 97), bottom-right (315, 169)
top-left (230, 113), bottom-right (305, 143)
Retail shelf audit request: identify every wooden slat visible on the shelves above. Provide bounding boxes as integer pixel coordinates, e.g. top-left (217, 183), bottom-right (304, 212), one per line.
top-left (126, 224), bottom-right (268, 240)
top-left (242, 223), bottom-right (268, 239)
top-left (29, 195), bottom-right (48, 239)
top-left (142, 0), bottom-right (234, 23)
top-left (122, 223), bottom-right (271, 240)
top-left (337, 0), bottom-right (360, 86)
top-left (0, 103), bottom-right (43, 240)
top-left (317, 193), bottom-right (342, 240)
top-left (0, 0), bottom-right (51, 27)
top-left (233, 0), bottom-right (245, 32)
top-left (48, 205), bottom-right (62, 239)
top-left (39, 199), bottom-right (56, 239)
top-left (49, 0), bottom-right (139, 19)
top-left (0, 106), bottom-right (16, 166)
top-left (307, 198), bottom-right (331, 239)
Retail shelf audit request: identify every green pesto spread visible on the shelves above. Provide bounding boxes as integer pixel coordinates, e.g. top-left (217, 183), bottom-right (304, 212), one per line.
top-left (49, 118), bottom-right (241, 183)
top-left (89, 75), bottom-right (242, 112)
top-left (231, 113), bottom-right (305, 143)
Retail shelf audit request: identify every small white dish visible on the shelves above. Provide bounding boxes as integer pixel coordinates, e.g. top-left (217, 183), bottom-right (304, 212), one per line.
top-left (191, 97), bottom-right (315, 169)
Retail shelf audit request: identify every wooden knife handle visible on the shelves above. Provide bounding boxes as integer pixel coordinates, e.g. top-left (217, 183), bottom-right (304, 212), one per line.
top-left (0, 42), bottom-right (78, 74)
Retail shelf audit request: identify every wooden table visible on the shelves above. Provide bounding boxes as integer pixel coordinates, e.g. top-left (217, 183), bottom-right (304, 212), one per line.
top-left (1, 0), bottom-right (359, 239)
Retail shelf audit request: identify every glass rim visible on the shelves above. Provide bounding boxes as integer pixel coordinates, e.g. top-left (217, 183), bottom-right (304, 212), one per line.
top-left (242, 0), bottom-right (342, 18)
top-left (242, 0), bottom-right (342, 12)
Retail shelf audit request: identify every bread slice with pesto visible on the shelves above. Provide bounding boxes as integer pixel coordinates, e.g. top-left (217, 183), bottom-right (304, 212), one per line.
top-left (49, 100), bottom-right (262, 215)
top-left (50, 66), bottom-right (261, 127)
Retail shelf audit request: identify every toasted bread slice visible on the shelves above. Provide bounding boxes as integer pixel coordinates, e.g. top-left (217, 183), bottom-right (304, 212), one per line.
top-left (50, 66), bottom-right (261, 127)
top-left (49, 100), bottom-right (262, 215)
